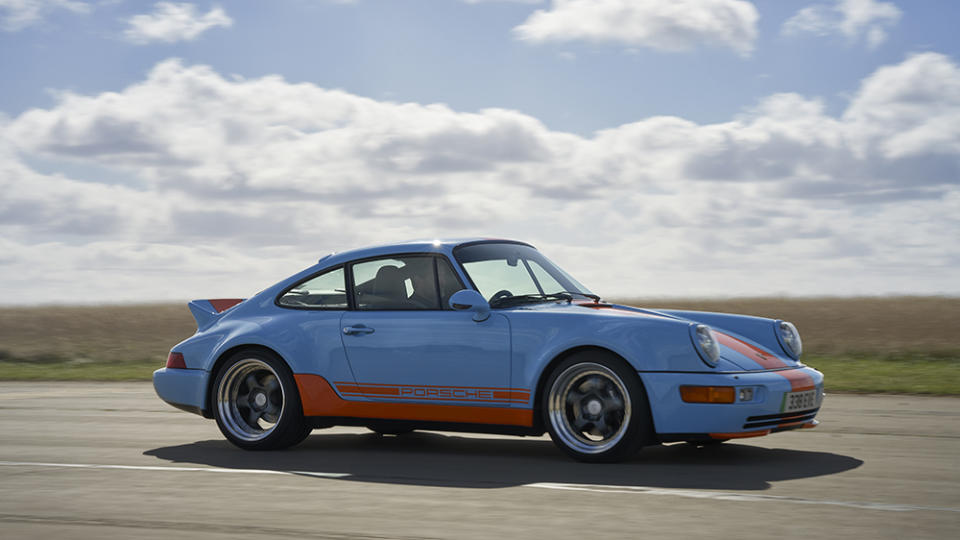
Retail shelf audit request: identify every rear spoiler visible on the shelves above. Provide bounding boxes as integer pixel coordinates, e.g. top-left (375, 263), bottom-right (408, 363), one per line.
top-left (188, 299), bottom-right (245, 331)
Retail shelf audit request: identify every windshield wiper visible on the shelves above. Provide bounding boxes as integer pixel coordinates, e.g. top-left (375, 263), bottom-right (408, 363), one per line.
top-left (491, 292), bottom-right (601, 308)
top-left (490, 293), bottom-right (569, 307)
top-left (563, 291), bottom-right (602, 302)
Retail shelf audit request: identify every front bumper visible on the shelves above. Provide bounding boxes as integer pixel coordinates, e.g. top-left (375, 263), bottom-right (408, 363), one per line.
top-left (640, 366), bottom-right (824, 441)
top-left (153, 367), bottom-right (210, 416)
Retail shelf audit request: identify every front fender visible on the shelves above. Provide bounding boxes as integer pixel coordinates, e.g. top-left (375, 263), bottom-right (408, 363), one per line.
top-left (507, 309), bottom-right (735, 399)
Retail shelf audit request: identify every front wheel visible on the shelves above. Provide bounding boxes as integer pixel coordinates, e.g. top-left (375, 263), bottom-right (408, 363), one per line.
top-left (542, 352), bottom-right (653, 462)
top-left (212, 350), bottom-right (310, 450)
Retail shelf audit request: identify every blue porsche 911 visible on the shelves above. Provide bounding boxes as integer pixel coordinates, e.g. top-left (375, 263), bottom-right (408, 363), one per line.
top-left (153, 238), bottom-right (824, 462)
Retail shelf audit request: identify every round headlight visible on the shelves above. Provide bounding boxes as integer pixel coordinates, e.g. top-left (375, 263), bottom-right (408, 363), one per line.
top-left (690, 324), bottom-right (720, 367)
top-left (775, 320), bottom-right (802, 359)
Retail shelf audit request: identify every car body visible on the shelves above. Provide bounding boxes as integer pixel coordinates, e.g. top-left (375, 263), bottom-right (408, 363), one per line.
top-left (154, 238), bottom-right (824, 461)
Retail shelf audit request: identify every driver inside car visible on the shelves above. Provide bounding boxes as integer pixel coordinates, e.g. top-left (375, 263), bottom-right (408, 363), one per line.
top-left (404, 259), bottom-right (440, 309)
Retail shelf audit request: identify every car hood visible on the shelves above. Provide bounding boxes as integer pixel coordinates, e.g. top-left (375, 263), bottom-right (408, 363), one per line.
top-left (516, 301), bottom-right (800, 372)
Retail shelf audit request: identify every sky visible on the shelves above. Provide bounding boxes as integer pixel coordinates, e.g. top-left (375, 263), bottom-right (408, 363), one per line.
top-left (1, 0), bottom-right (958, 304)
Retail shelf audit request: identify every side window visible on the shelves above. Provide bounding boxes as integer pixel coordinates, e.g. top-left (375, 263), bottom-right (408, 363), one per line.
top-left (278, 267), bottom-right (347, 309)
top-left (437, 257), bottom-right (464, 309)
top-left (352, 256), bottom-right (441, 310)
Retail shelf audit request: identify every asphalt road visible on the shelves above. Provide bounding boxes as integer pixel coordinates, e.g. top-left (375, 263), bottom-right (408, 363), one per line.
top-left (0, 382), bottom-right (957, 539)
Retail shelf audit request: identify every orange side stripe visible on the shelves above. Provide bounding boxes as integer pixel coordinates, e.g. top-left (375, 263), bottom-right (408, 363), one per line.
top-left (295, 374), bottom-right (534, 427)
top-left (710, 430), bottom-right (770, 439)
top-left (333, 382), bottom-right (531, 403)
top-left (333, 381), bottom-right (531, 392)
top-left (336, 385), bottom-right (400, 396)
top-left (336, 393), bottom-right (529, 405)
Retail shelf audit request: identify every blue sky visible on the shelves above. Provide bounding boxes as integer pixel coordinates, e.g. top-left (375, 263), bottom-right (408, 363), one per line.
top-left (1, 0), bottom-right (959, 303)
top-left (5, 1), bottom-right (959, 133)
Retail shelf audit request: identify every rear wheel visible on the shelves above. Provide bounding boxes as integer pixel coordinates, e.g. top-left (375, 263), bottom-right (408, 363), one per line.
top-left (212, 349), bottom-right (310, 450)
top-left (542, 352), bottom-right (652, 462)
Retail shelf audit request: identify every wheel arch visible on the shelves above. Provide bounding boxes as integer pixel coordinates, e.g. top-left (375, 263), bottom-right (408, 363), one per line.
top-left (531, 345), bottom-right (651, 433)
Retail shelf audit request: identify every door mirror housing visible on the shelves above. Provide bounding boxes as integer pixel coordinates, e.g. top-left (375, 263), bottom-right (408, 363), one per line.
top-left (449, 289), bottom-right (490, 322)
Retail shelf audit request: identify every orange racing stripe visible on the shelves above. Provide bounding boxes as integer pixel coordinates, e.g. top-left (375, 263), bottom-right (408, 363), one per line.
top-left (715, 332), bottom-right (787, 370)
top-left (334, 382), bottom-right (530, 404)
top-left (715, 331), bottom-right (816, 391)
top-left (295, 374), bottom-right (534, 427)
top-left (777, 368), bottom-right (817, 392)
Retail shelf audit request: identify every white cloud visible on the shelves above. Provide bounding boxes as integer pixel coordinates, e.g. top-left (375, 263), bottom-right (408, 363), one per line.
top-left (782, 0), bottom-right (901, 49)
top-left (843, 53), bottom-right (960, 158)
top-left (2, 53), bottom-right (959, 303)
top-left (0, 0), bottom-right (89, 31)
top-left (123, 2), bottom-right (232, 44)
top-left (314, 1), bottom-right (544, 3)
top-left (514, 0), bottom-right (759, 56)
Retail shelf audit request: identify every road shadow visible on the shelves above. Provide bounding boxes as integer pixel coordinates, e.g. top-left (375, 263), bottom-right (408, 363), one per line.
top-left (145, 431), bottom-right (863, 490)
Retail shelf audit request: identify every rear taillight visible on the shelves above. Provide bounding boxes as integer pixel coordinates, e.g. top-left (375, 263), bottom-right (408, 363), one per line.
top-left (166, 352), bottom-right (187, 369)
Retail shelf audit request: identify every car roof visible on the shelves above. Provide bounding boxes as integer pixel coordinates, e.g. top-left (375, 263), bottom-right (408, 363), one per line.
top-left (318, 238), bottom-right (534, 265)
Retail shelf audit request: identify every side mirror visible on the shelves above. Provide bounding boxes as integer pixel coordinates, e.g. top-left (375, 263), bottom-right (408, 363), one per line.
top-left (449, 289), bottom-right (490, 322)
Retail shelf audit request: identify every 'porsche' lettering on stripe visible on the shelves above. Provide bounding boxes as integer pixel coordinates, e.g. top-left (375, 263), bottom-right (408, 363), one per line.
top-left (334, 382), bottom-right (531, 404)
top-left (296, 375), bottom-right (534, 426)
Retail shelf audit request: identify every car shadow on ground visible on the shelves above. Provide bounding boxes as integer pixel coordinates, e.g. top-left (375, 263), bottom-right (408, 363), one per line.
top-left (144, 430), bottom-right (863, 491)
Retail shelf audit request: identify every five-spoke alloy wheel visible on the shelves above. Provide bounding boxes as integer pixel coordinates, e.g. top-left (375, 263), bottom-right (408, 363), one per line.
top-left (212, 350), bottom-right (310, 450)
top-left (543, 352), bottom-right (652, 462)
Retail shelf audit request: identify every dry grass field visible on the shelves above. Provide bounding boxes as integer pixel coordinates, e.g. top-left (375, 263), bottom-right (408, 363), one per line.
top-left (613, 297), bottom-right (960, 395)
top-left (613, 296), bottom-right (960, 355)
top-left (0, 304), bottom-right (195, 380)
top-left (1, 297), bottom-right (957, 393)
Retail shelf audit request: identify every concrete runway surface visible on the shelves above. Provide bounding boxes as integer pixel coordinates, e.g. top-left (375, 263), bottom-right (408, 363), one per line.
top-left (0, 382), bottom-right (957, 539)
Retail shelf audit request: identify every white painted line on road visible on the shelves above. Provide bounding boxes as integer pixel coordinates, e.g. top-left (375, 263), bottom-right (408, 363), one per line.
top-left (525, 482), bottom-right (960, 513)
top-left (0, 461), bottom-right (350, 479)
top-left (3, 460), bottom-right (955, 514)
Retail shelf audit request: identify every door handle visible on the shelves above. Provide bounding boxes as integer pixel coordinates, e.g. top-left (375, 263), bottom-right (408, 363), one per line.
top-left (343, 325), bottom-right (375, 335)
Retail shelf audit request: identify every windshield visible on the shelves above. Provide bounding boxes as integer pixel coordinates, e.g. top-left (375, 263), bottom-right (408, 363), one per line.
top-left (454, 243), bottom-right (595, 306)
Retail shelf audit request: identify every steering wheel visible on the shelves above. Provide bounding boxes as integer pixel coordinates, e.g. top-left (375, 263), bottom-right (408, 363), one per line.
top-left (489, 289), bottom-right (514, 304)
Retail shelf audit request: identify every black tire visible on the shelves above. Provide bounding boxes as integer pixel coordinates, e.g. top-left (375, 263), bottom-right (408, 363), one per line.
top-left (542, 351), bottom-right (653, 462)
top-left (212, 349), bottom-right (310, 450)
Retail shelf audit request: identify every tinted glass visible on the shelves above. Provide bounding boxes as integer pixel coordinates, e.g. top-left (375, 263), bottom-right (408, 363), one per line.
top-left (352, 256), bottom-right (441, 310)
top-left (278, 267), bottom-right (347, 309)
top-left (437, 258), bottom-right (464, 309)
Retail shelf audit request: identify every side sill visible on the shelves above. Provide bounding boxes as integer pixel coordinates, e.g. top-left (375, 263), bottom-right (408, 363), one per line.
top-left (305, 416), bottom-right (544, 437)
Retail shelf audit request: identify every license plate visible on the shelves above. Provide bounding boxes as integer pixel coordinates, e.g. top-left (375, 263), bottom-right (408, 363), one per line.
top-left (782, 389), bottom-right (818, 413)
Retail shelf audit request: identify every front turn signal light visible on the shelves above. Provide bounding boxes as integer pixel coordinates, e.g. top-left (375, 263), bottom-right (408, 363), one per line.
top-left (680, 385), bottom-right (735, 404)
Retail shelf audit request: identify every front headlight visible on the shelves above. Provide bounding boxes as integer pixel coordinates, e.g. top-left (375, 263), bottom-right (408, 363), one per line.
top-left (689, 324), bottom-right (720, 367)
top-left (775, 320), bottom-right (802, 359)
